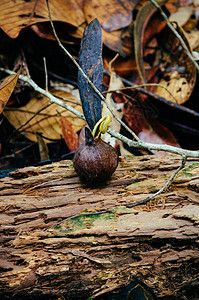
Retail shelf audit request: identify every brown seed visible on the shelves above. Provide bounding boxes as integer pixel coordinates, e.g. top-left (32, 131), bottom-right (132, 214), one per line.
top-left (73, 128), bottom-right (118, 183)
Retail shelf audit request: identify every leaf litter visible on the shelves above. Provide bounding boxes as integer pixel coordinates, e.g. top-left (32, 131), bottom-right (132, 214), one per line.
top-left (0, 0), bottom-right (199, 168)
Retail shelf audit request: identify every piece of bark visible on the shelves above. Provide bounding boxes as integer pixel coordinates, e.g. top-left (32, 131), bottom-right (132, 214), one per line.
top-left (0, 155), bottom-right (199, 299)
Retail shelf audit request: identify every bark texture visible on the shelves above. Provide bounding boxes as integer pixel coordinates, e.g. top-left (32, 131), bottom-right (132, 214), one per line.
top-left (0, 155), bottom-right (199, 299)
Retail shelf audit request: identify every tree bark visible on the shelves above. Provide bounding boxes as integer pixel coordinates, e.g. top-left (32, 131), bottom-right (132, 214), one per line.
top-left (0, 155), bottom-right (199, 299)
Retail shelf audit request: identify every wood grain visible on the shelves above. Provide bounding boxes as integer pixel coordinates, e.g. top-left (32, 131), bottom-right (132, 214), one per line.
top-left (0, 155), bottom-right (199, 299)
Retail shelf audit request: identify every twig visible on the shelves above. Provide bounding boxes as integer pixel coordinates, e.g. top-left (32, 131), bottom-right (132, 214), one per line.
top-left (107, 128), bottom-right (199, 158)
top-left (43, 57), bottom-right (48, 91)
top-left (149, 0), bottom-right (199, 72)
top-left (45, 0), bottom-right (139, 142)
top-left (104, 83), bottom-right (179, 104)
top-left (51, 93), bottom-right (80, 105)
top-left (126, 155), bottom-right (187, 207)
top-left (6, 102), bottom-right (52, 142)
top-left (112, 74), bottom-right (199, 119)
top-left (0, 68), bottom-right (86, 120)
top-left (1, 67), bottom-right (199, 159)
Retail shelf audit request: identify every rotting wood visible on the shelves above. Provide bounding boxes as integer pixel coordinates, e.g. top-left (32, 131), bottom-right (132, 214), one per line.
top-left (0, 154), bottom-right (199, 299)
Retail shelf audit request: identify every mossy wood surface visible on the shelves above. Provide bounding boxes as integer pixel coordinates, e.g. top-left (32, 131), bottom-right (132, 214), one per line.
top-left (0, 155), bottom-right (199, 299)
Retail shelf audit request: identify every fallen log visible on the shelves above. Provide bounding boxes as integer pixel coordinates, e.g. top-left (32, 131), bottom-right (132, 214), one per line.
top-left (0, 155), bottom-right (199, 299)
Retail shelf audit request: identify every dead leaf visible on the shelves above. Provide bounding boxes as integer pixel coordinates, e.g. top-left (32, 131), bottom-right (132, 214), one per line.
top-left (102, 72), bottom-right (124, 147)
top-left (0, 69), bottom-right (20, 114)
top-left (4, 89), bottom-right (86, 142)
top-left (115, 93), bottom-right (180, 153)
top-left (134, 0), bottom-right (166, 84)
top-left (154, 23), bottom-right (196, 104)
top-left (104, 55), bottom-right (138, 78)
top-left (169, 6), bottom-right (193, 27)
top-left (36, 133), bottom-right (49, 161)
top-left (0, 0), bottom-right (85, 39)
top-left (134, 107), bottom-right (180, 152)
top-left (83, 0), bottom-right (137, 53)
top-left (60, 115), bottom-right (79, 151)
top-left (186, 31), bottom-right (199, 50)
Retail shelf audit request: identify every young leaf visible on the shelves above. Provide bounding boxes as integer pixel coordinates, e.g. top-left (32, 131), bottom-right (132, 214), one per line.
top-left (78, 18), bottom-right (103, 130)
top-left (0, 68), bottom-right (20, 114)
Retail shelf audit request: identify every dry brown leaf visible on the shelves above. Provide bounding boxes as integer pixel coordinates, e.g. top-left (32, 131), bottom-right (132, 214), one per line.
top-left (36, 133), bottom-right (49, 161)
top-left (60, 115), bottom-right (79, 151)
top-left (134, 0), bottom-right (166, 84)
top-left (154, 24), bottom-right (196, 104)
top-left (122, 98), bottom-right (180, 154)
top-left (0, 69), bottom-right (20, 114)
top-left (0, 0), bottom-right (85, 39)
top-left (102, 73), bottom-right (124, 147)
top-left (169, 6), bottom-right (193, 27)
top-left (4, 89), bottom-right (86, 142)
top-left (83, 0), bottom-right (137, 53)
top-left (186, 31), bottom-right (199, 50)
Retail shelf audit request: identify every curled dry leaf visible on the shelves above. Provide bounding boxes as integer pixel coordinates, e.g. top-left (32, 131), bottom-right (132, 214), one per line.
top-left (83, 0), bottom-right (137, 53)
top-left (4, 89), bottom-right (86, 142)
top-left (60, 115), bottom-right (79, 152)
top-left (154, 24), bottom-right (196, 104)
top-left (134, 1), bottom-right (166, 84)
top-left (0, 69), bottom-right (20, 114)
top-left (0, 0), bottom-right (85, 39)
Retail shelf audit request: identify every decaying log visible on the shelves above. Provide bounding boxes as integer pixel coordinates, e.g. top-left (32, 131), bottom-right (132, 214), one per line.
top-left (0, 154), bottom-right (199, 299)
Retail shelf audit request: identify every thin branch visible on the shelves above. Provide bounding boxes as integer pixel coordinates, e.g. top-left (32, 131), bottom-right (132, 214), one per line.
top-left (1, 67), bottom-right (199, 159)
top-left (126, 155), bottom-right (187, 208)
top-left (51, 93), bottom-right (80, 105)
top-left (6, 103), bottom-right (52, 142)
top-left (117, 75), bottom-right (199, 118)
top-left (149, 0), bottom-right (199, 72)
top-left (0, 68), bottom-right (86, 120)
top-left (107, 128), bottom-right (199, 158)
top-left (43, 57), bottom-right (48, 91)
top-left (104, 83), bottom-right (179, 104)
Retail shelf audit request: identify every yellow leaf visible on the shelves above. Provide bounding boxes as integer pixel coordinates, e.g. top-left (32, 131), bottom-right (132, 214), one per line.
top-left (0, 68), bottom-right (20, 114)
